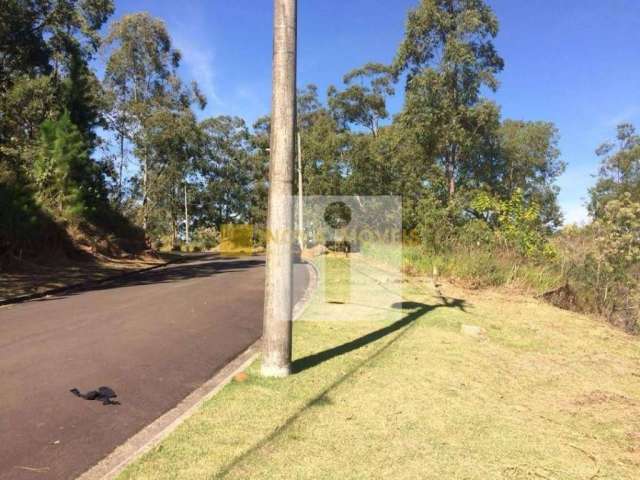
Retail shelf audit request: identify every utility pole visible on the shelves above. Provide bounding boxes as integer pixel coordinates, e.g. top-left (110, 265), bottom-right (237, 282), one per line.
top-left (262, 0), bottom-right (297, 377)
top-left (297, 131), bottom-right (304, 249)
top-left (184, 184), bottom-right (190, 244)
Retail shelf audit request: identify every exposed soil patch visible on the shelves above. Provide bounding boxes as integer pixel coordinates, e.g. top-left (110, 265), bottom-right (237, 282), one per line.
top-left (0, 252), bottom-right (168, 302)
top-left (574, 390), bottom-right (638, 407)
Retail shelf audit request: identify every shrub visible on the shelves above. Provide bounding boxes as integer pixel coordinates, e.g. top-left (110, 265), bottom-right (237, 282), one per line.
top-left (191, 227), bottom-right (219, 250)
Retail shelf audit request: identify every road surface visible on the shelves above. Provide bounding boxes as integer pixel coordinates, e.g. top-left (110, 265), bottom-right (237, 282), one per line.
top-left (0, 255), bottom-right (309, 480)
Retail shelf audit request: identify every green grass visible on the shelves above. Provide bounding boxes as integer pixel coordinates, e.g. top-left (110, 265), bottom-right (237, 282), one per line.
top-left (119, 254), bottom-right (640, 480)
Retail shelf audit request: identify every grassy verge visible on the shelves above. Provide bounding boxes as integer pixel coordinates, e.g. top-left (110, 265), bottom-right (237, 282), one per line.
top-left (361, 242), bottom-right (561, 293)
top-left (119, 254), bottom-right (640, 479)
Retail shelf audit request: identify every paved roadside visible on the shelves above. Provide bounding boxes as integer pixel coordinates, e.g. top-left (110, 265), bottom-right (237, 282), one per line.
top-left (0, 255), bottom-right (309, 480)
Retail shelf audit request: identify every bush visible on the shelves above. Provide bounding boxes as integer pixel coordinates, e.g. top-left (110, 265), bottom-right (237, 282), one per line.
top-left (191, 227), bottom-right (219, 250)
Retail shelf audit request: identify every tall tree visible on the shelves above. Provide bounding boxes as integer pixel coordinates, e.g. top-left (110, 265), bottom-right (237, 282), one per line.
top-left (142, 109), bottom-right (201, 242)
top-left (589, 123), bottom-right (640, 218)
top-left (394, 0), bottom-right (504, 200)
top-left (196, 116), bottom-right (255, 230)
top-left (33, 111), bottom-right (105, 218)
top-left (103, 12), bottom-right (205, 232)
top-left (498, 120), bottom-right (565, 228)
top-left (328, 63), bottom-right (394, 136)
top-left (1, 0), bottom-right (114, 175)
top-left (247, 116), bottom-right (271, 229)
top-left (0, 0), bottom-right (114, 94)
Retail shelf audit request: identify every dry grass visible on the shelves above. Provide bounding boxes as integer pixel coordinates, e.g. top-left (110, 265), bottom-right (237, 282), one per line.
top-left (119, 255), bottom-right (640, 480)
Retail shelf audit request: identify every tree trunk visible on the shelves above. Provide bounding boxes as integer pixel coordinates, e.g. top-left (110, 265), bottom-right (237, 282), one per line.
top-left (184, 184), bottom-right (190, 244)
top-left (262, 0), bottom-right (297, 378)
top-left (446, 146), bottom-right (457, 199)
top-left (142, 151), bottom-right (149, 232)
top-left (448, 173), bottom-right (456, 198)
top-left (118, 130), bottom-right (125, 203)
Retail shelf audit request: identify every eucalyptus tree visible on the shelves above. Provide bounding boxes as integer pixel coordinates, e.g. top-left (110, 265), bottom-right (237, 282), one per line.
top-left (498, 120), bottom-right (565, 228)
top-left (244, 116), bottom-right (270, 228)
top-left (394, 0), bottom-right (504, 200)
top-left (327, 63), bottom-right (394, 136)
top-left (141, 109), bottom-right (201, 242)
top-left (589, 123), bottom-right (640, 218)
top-left (294, 85), bottom-right (347, 196)
top-left (196, 116), bottom-right (255, 230)
top-left (103, 12), bottom-right (205, 230)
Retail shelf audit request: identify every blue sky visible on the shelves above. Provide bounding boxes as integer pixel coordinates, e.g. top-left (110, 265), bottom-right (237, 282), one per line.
top-left (109, 0), bottom-right (640, 224)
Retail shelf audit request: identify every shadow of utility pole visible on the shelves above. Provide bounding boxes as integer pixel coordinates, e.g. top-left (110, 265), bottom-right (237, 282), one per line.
top-left (213, 295), bottom-right (467, 479)
top-left (291, 296), bottom-right (467, 374)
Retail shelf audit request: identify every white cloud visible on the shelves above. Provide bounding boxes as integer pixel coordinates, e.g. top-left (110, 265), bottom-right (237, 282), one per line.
top-left (173, 34), bottom-right (223, 115)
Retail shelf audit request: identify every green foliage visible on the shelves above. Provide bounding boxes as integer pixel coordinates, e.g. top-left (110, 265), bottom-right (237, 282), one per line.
top-left (589, 123), bottom-right (640, 218)
top-left (103, 12), bottom-right (205, 232)
top-left (5, 0), bottom-right (626, 338)
top-left (0, 75), bottom-right (58, 173)
top-left (415, 192), bottom-right (466, 253)
top-left (394, 0), bottom-right (504, 199)
top-left (0, 0), bottom-right (114, 92)
top-left (196, 116), bottom-right (256, 229)
top-left (34, 112), bottom-right (94, 218)
top-left (471, 189), bottom-right (553, 258)
top-left (328, 63), bottom-right (394, 135)
top-left (191, 227), bottom-right (220, 250)
top-left (498, 120), bottom-right (565, 228)
top-left (595, 193), bottom-right (640, 269)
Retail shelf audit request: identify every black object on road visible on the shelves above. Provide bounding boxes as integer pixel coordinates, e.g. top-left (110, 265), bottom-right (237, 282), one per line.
top-left (70, 386), bottom-right (120, 405)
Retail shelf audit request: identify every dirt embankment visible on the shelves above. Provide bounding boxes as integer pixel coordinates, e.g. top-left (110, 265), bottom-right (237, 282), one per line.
top-left (0, 219), bottom-right (159, 302)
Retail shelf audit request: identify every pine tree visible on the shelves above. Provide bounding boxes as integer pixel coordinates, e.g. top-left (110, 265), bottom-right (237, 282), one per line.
top-left (33, 112), bottom-right (94, 218)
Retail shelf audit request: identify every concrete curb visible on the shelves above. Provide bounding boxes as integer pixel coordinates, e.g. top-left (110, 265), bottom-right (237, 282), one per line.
top-left (293, 259), bottom-right (318, 321)
top-left (76, 260), bottom-right (318, 480)
top-left (76, 341), bottom-right (261, 480)
top-left (0, 254), bottom-right (206, 307)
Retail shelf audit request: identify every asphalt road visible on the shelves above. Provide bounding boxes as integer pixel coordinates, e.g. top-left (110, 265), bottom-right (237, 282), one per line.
top-left (0, 255), bottom-right (309, 480)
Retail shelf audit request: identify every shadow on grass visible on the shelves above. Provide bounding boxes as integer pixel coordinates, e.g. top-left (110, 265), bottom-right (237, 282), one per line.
top-left (214, 295), bottom-right (467, 479)
top-left (292, 296), bottom-right (467, 374)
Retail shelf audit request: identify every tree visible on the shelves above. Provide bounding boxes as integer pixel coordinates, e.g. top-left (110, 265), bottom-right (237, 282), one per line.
top-left (394, 0), bottom-right (504, 200)
top-left (497, 120), bottom-right (565, 228)
top-left (589, 123), bottom-right (640, 218)
top-left (0, 0), bottom-right (114, 94)
top-left (142, 109), bottom-right (201, 243)
top-left (590, 193), bottom-right (640, 332)
top-left (1, 0), bottom-right (114, 178)
top-left (103, 12), bottom-right (205, 232)
top-left (196, 116), bottom-right (255, 230)
top-left (328, 63), bottom-right (394, 136)
top-left (247, 116), bottom-right (272, 229)
top-left (33, 111), bottom-right (101, 218)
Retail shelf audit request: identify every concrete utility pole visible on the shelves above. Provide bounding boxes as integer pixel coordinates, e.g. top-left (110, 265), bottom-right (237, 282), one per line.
top-left (184, 184), bottom-right (189, 244)
top-left (297, 131), bottom-right (304, 249)
top-left (262, 0), bottom-right (297, 378)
